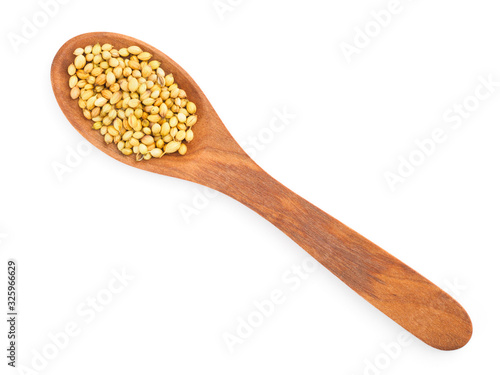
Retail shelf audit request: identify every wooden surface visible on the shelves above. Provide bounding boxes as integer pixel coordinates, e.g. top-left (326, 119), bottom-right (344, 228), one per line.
top-left (51, 32), bottom-right (473, 350)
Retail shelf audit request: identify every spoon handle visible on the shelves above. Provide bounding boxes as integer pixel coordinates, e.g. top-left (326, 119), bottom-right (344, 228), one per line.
top-left (199, 154), bottom-right (472, 350)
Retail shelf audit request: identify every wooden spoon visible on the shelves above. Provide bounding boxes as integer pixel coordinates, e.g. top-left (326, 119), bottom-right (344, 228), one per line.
top-left (51, 32), bottom-right (472, 350)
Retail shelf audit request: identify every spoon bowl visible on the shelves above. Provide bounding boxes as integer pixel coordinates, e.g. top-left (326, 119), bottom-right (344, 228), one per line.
top-left (51, 32), bottom-right (473, 351)
top-left (51, 31), bottom-right (243, 183)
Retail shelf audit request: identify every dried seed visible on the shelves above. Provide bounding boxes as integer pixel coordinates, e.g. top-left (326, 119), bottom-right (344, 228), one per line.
top-left (128, 46), bottom-right (143, 55)
top-left (175, 130), bottom-right (186, 141)
top-left (69, 75), bottom-right (78, 88)
top-left (106, 72), bottom-right (116, 85)
top-left (164, 141), bottom-right (181, 154)
top-left (95, 97), bottom-right (108, 107)
top-left (128, 77), bottom-right (139, 92)
top-left (186, 115), bottom-right (197, 127)
top-left (74, 55), bottom-right (86, 69)
top-left (151, 148), bottom-right (163, 158)
top-left (110, 91), bottom-right (122, 105)
top-left (70, 86), bottom-right (80, 99)
top-left (68, 64), bottom-right (76, 76)
top-left (186, 101), bottom-right (197, 114)
top-left (178, 144), bottom-right (187, 155)
top-left (138, 52), bottom-right (152, 61)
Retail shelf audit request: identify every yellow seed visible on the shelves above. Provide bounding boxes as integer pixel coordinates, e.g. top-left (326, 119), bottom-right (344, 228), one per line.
top-left (141, 135), bottom-right (155, 146)
top-left (128, 46), bottom-right (143, 55)
top-left (151, 61), bottom-right (161, 70)
top-left (128, 99), bottom-right (140, 108)
top-left (109, 58), bottom-right (119, 67)
top-left (185, 129), bottom-right (194, 142)
top-left (102, 43), bottom-right (113, 51)
top-left (95, 97), bottom-right (108, 107)
top-left (186, 101), bottom-right (197, 114)
top-left (159, 103), bottom-right (168, 118)
top-left (106, 72), bottom-right (116, 85)
top-left (96, 74), bottom-right (106, 86)
top-left (84, 63), bottom-right (94, 74)
top-left (74, 48), bottom-right (84, 55)
top-left (143, 98), bottom-right (155, 106)
top-left (175, 130), bottom-right (186, 141)
top-left (177, 113), bottom-right (187, 123)
top-left (164, 141), bottom-right (181, 154)
top-left (139, 144), bottom-right (148, 154)
top-left (104, 133), bottom-right (113, 144)
top-left (107, 126), bottom-right (119, 137)
top-left (165, 74), bottom-right (174, 86)
top-left (121, 148), bottom-right (133, 156)
top-left (69, 75), bottom-right (78, 88)
top-left (129, 60), bottom-right (141, 70)
top-left (151, 123), bottom-right (162, 135)
top-left (122, 130), bottom-right (134, 141)
top-left (86, 96), bottom-right (97, 109)
top-left (91, 67), bottom-right (103, 76)
top-left (128, 77), bottom-right (139, 92)
top-left (74, 55), bottom-right (86, 69)
top-left (147, 114), bottom-right (161, 123)
top-left (133, 131), bottom-right (145, 139)
top-left (138, 52), bottom-right (152, 61)
top-left (151, 148), bottom-right (163, 158)
top-left (170, 88), bottom-right (180, 98)
top-left (160, 123), bottom-right (170, 137)
top-left (138, 83), bottom-right (147, 95)
top-left (76, 71), bottom-right (89, 80)
top-left (70, 86), bottom-right (80, 99)
top-left (179, 144), bottom-right (187, 155)
top-left (110, 91), bottom-right (122, 105)
top-left (119, 48), bottom-right (129, 57)
top-left (186, 115), bottom-right (197, 127)
top-left (92, 43), bottom-right (101, 55)
top-left (113, 67), bottom-right (123, 78)
top-left (102, 50), bottom-right (112, 60)
top-left (68, 64), bottom-right (76, 75)
top-left (169, 116), bottom-right (178, 128)
top-left (101, 90), bottom-right (113, 100)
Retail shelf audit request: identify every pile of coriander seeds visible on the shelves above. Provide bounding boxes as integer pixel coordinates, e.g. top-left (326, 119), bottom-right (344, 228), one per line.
top-left (68, 43), bottom-right (197, 160)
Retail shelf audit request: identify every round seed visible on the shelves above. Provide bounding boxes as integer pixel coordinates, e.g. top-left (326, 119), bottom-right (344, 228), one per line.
top-left (179, 144), bottom-right (187, 155)
top-left (164, 141), bottom-right (181, 154)
top-left (186, 102), bottom-right (197, 114)
top-left (74, 55), bottom-right (86, 70)
top-left (128, 46), bottom-right (143, 55)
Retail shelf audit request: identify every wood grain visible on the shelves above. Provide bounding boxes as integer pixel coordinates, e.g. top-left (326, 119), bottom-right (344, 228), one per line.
top-left (51, 32), bottom-right (472, 350)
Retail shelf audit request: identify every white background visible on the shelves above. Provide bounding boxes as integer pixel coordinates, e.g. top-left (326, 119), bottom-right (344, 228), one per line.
top-left (1, 0), bottom-right (499, 374)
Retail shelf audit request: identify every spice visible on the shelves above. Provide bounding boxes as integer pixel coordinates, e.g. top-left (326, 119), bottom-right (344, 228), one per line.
top-left (68, 43), bottom-right (197, 159)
